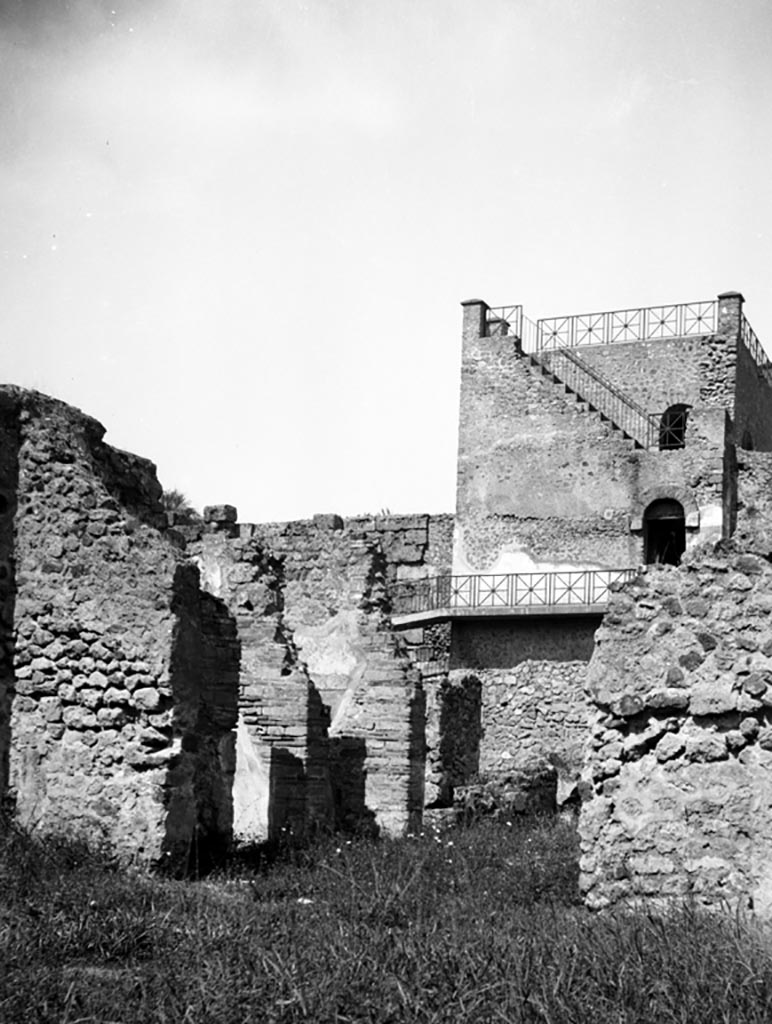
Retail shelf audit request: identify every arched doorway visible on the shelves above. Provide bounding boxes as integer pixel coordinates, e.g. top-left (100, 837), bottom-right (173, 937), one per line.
top-left (659, 405), bottom-right (690, 450)
top-left (644, 498), bottom-right (685, 565)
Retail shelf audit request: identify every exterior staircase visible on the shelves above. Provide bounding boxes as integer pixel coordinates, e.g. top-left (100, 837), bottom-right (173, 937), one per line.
top-left (528, 346), bottom-right (656, 449)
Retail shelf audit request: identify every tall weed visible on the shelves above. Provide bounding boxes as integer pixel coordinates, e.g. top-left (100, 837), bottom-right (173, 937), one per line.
top-left (2, 816), bottom-right (771, 1022)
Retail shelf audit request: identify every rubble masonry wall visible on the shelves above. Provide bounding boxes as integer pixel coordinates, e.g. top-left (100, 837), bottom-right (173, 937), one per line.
top-left (455, 333), bottom-right (725, 576)
top-left (579, 451), bottom-right (772, 915)
top-left (3, 388), bottom-right (238, 871)
top-left (735, 339), bottom-right (772, 453)
top-left (190, 513), bottom-right (431, 838)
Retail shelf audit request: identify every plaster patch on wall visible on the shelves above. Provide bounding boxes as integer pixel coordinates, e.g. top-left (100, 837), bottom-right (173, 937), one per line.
top-left (194, 554), bottom-right (224, 599)
top-left (232, 714), bottom-right (269, 844)
top-left (697, 503), bottom-right (722, 531)
top-left (293, 611), bottom-right (361, 674)
top-left (452, 523), bottom-right (607, 576)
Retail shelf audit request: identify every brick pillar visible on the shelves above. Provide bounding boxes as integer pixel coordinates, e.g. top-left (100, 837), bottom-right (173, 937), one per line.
top-left (461, 299), bottom-right (488, 342)
top-left (697, 292), bottom-right (742, 410)
top-left (717, 291), bottom-right (744, 338)
top-left (716, 292), bottom-right (745, 534)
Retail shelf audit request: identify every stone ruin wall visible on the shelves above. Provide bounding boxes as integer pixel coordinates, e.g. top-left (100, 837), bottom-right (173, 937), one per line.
top-left (186, 514), bottom-right (333, 844)
top-left (554, 336), bottom-right (706, 416)
top-left (186, 511), bottom-right (440, 839)
top-left (0, 388), bottom-right (239, 873)
top-left (420, 617), bottom-right (600, 810)
top-left (455, 322), bottom-right (646, 574)
top-left (453, 618), bottom-right (599, 775)
top-left (445, 333), bottom-right (726, 809)
top-left (735, 335), bottom-right (772, 453)
top-left (579, 451), bottom-right (772, 915)
top-left (0, 388), bottom-right (454, 863)
top-left (450, 341), bottom-right (729, 796)
top-left (455, 300), bottom-right (738, 581)
top-left (442, 297), bottom-right (747, 818)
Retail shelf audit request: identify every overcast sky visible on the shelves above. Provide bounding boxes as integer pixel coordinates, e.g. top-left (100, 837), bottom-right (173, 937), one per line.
top-left (2, 0), bottom-right (771, 522)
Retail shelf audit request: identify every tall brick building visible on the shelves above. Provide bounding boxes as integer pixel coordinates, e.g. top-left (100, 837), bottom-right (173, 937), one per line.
top-left (393, 290), bottom-right (772, 807)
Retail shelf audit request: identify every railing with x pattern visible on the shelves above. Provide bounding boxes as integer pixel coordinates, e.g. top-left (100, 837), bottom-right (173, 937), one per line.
top-left (536, 300), bottom-right (717, 352)
top-left (485, 299), bottom-right (718, 355)
top-left (390, 569), bottom-right (637, 617)
top-left (486, 305), bottom-right (540, 350)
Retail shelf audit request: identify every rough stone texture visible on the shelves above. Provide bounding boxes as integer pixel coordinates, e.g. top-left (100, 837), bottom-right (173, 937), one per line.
top-left (188, 527), bottom-right (335, 841)
top-left (579, 454), bottom-right (772, 914)
top-left (454, 326), bottom-right (727, 576)
top-left (7, 287), bottom-right (771, 873)
top-left (453, 293), bottom-right (766, 581)
top-left (421, 618), bottom-right (598, 808)
top-left (2, 413), bottom-right (443, 855)
top-left (1, 388), bottom-right (237, 872)
top-left (423, 673), bottom-right (482, 807)
top-left (449, 620), bottom-right (596, 796)
top-left (190, 515), bottom-right (429, 837)
top-left (735, 341), bottom-right (772, 454)
top-left (545, 336), bottom-right (706, 422)
top-left (733, 451), bottom-right (772, 555)
top-left (0, 399), bottom-right (19, 812)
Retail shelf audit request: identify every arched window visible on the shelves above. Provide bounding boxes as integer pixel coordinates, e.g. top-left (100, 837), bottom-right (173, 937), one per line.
top-left (644, 499), bottom-right (686, 565)
top-left (659, 405), bottom-right (690, 450)
top-left (742, 429), bottom-right (755, 451)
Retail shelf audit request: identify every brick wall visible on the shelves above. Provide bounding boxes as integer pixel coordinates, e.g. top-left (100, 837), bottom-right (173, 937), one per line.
top-left (190, 513), bottom-right (428, 837)
top-left (189, 527), bottom-right (333, 841)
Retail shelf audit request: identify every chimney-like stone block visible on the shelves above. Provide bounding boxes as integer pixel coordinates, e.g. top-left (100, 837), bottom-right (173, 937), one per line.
top-left (461, 299), bottom-right (488, 342)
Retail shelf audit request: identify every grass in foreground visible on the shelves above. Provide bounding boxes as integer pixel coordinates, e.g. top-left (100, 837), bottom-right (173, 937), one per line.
top-left (2, 816), bottom-right (772, 1023)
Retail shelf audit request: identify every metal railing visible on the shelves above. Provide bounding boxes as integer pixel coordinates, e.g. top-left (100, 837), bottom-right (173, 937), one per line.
top-left (536, 300), bottom-right (717, 352)
top-left (543, 347), bottom-right (656, 448)
top-left (390, 569), bottom-right (637, 617)
top-left (741, 315), bottom-right (772, 387)
top-left (486, 305), bottom-right (522, 337)
top-left (486, 305), bottom-right (539, 351)
top-left (651, 406), bottom-right (689, 450)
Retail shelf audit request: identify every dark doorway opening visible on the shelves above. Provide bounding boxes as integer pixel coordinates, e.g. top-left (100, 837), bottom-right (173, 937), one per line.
top-left (644, 499), bottom-right (686, 565)
top-left (658, 405), bottom-right (690, 450)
